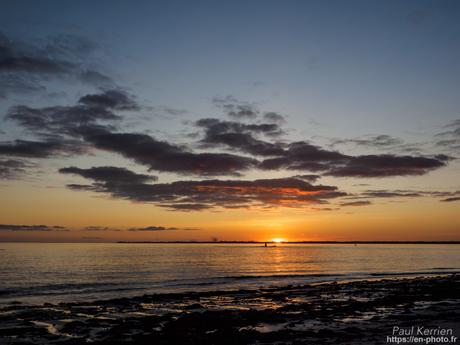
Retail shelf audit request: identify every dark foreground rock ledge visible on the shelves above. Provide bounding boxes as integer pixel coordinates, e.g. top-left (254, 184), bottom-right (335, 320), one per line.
top-left (0, 275), bottom-right (459, 345)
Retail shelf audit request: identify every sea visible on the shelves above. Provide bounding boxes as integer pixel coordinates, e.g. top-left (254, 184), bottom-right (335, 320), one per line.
top-left (0, 243), bottom-right (458, 305)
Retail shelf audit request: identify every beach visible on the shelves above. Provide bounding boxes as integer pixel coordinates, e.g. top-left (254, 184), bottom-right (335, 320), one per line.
top-left (1, 274), bottom-right (458, 344)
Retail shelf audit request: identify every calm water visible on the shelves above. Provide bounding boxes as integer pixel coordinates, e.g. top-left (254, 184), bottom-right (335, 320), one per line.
top-left (0, 243), bottom-right (459, 305)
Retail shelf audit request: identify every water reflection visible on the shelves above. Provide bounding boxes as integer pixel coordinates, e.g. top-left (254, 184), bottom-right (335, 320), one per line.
top-left (0, 243), bottom-right (458, 304)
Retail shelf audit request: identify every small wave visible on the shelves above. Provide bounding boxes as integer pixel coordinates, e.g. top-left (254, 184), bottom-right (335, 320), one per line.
top-left (160, 273), bottom-right (343, 287)
top-left (1, 270), bottom-right (458, 302)
top-left (368, 270), bottom-right (459, 277)
top-left (0, 282), bottom-right (147, 298)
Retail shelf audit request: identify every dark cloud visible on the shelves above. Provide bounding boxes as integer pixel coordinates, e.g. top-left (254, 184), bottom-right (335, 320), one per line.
top-left (7, 103), bottom-right (119, 134)
top-left (162, 203), bottom-right (212, 211)
top-left (340, 200), bottom-right (372, 206)
top-left (0, 35), bottom-right (73, 74)
top-left (440, 197), bottom-right (460, 202)
top-left (433, 154), bottom-right (454, 162)
top-left (330, 135), bottom-right (435, 157)
top-left (291, 174), bottom-right (321, 182)
top-left (425, 190), bottom-right (460, 198)
top-left (332, 135), bottom-right (403, 148)
top-left (0, 139), bottom-right (85, 158)
top-left (79, 90), bottom-right (139, 111)
top-left (435, 119), bottom-right (460, 152)
top-left (6, 95), bottom-right (258, 176)
top-left (436, 139), bottom-right (460, 151)
top-left (59, 166), bottom-right (346, 210)
top-left (84, 226), bottom-right (120, 231)
top-left (60, 166), bottom-right (157, 184)
top-left (325, 154), bottom-right (445, 177)
top-left (362, 190), bottom-right (423, 198)
top-left (248, 139), bottom-right (446, 177)
top-left (439, 119), bottom-right (460, 135)
top-left (196, 118), bottom-right (283, 136)
top-left (259, 141), bottom-right (349, 171)
top-left (311, 207), bottom-right (340, 211)
top-left (0, 32), bottom-right (113, 98)
top-left (263, 112), bottom-right (286, 124)
top-left (128, 226), bottom-right (196, 231)
top-left (0, 55), bottom-right (72, 74)
top-left (6, 89), bottom-right (131, 135)
top-left (3, 88), bottom-right (450, 179)
top-left (0, 159), bottom-right (34, 179)
top-left (0, 224), bottom-right (68, 231)
top-left (348, 189), bottom-right (460, 203)
top-left (129, 226), bottom-right (177, 231)
top-left (196, 118), bottom-right (285, 156)
top-left (351, 189), bottom-right (460, 201)
top-left (212, 96), bottom-right (259, 119)
top-left (83, 129), bottom-right (258, 176)
top-left (3, 89), bottom-right (139, 160)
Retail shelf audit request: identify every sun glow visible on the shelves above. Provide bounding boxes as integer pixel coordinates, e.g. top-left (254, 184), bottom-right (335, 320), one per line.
top-left (271, 238), bottom-right (286, 243)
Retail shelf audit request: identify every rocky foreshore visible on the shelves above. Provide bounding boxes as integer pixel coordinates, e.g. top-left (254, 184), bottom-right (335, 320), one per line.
top-left (0, 275), bottom-right (459, 344)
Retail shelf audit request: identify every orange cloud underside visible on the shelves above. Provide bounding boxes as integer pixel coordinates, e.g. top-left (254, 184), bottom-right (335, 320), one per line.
top-left (194, 186), bottom-right (325, 196)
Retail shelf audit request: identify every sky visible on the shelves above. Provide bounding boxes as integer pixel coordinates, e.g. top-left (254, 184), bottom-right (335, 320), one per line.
top-left (0, 0), bottom-right (459, 242)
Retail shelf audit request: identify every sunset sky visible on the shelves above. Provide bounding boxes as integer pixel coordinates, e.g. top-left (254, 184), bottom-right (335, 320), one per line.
top-left (1, 0), bottom-right (459, 242)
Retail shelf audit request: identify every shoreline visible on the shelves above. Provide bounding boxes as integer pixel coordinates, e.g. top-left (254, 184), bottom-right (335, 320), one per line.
top-left (1, 274), bottom-right (458, 344)
top-left (1, 270), bottom-right (459, 307)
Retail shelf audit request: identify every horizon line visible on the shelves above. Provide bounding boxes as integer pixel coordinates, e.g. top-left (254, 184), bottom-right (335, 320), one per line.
top-left (1, 240), bottom-right (459, 244)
